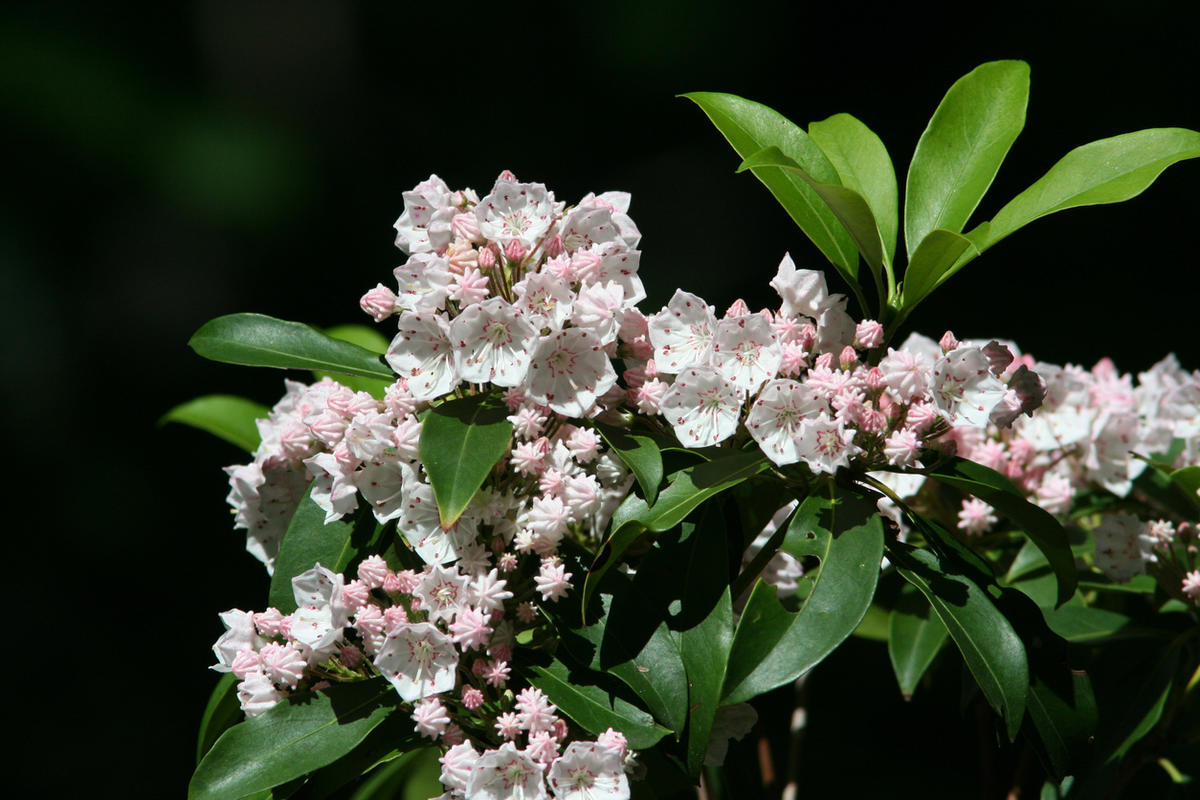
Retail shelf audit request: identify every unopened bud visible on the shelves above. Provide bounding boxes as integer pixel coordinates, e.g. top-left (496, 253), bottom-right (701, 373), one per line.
top-left (477, 245), bottom-right (498, 270)
top-left (839, 346), bottom-right (859, 369)
top-left (504, 238), bottom-right (528, 263)
top-left (938, 330), bottom-right (959, 352)
top-left (359, 284), bottom-right (398, 322)
top-left (854, 319), bottom-right (884, 350)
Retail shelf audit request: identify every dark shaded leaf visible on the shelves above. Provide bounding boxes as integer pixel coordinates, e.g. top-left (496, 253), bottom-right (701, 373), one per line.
top-left (888, 541), bottom-right (1028, 740)
top-left (595, 421), bottom-right (664, 505)
top-left (197, 674), bottom-right (241, 765)
top-left (931, 458), bottom-right (1076, 606)
top-left (526, 659), bottom-right (671, 750)
top-left (888, 587), bottom-right (949, 699)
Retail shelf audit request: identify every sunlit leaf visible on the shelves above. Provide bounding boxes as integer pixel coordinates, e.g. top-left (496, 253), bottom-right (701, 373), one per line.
top-left (418, 392), bottom-right (513, 528)
top-left (160, 394), bottom-right (269, 453)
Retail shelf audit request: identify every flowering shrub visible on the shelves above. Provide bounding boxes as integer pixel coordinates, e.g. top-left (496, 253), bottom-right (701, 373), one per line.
top-left (176, 61), bottom-right (1200, 799)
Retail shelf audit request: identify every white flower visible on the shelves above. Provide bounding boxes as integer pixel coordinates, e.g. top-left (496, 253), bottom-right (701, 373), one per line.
top-left (711, 313), bottom-right (782, 393)
top-left (466, 743), bottom-right (548, 800)
top-left (236, 670), bottom-right (283, 718)
top-left (514, 271), bottom-right (574, 330)
top-left (393, 253), bottom-right (452, 314)
top-left (290, 564), bottom-right (350, 655)
top-left (648, 290), bottom-right (716, 374)
top-left (449, 297), bottom-right (538, 387)
top-left (746, 379), bottom-right (823, 465)
top-left (415, 564), bottom-right (472, 624)
top-left (386, 312), bottom-right (459, 402)
top-left (374, 622), bottom-right (459, 702)
top-left (476, 179), bottom-right (556, 249)
top-left (547, 741), bottom-right (630, 800)
top-left (526, 329), bottom-right (618, 417)
top-left (397, 470), bottom-right (478, 564)
top-left (212, 609), bottom-right (262, 672)
top-left (393, 174), bottom-right (452, 254)
top-left (931, 347), bottom-right (1008, 427)
top-left (795, 414), bottom-right (859, 474)
top-left (305, 452), bottom-right (359, 523)
top-left (769, 253), bottom-right (828, 319)
top-left (355, 460), bottom-right (409, 523)
top-left (660, 365), bottom-right (743, 447)
top-left (570, 281), bottom-right (625, 346)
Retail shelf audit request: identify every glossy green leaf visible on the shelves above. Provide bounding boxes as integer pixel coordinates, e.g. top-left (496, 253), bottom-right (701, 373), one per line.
top-left (189, 313), bottom-right (394, 381)
top-left (583, 450), bottom-right (767, 612)
top-left (679, 587), bottom-right (734, 777)
top-left (904, 60), bottom-right (1030, 258)
top-left (888, 589), bottom-right (949, 699)
top-left (197, 673), bottom-right (241, 765)
top-left (681, 92), bottom-right (861, 295)
top-left (722, 493), bottom-right (884, 704)
top-left (161, 394), bottom-right (269, 453)
top-left (526, 659), bottom-right (671, 750)
top-left (889, 541), bottom-right (1028, 740)
top-left (809, 112), bottom-right (899, 270)
top-left (898, 228), bottom-right (978, 311)
top-left (738, 146), bottom-right (884, 278)
top-left (851, 603), bottom-right (891, 642)
top-left (418, 392), bottom-right (513, 528)
top-left (931, 458), bottom-right (1076, 606)
top-left (572, 610), bottom-right (689, 734)
top-left (315, 324), bottom-right (393, 397)
top-left (1041, 604), bottom-right (1133, 643)
top-left (971, 128), bottom-right (1200, 253)
top-left (345, 748), bottom-right (443, 800)
top-left (594, 422), bottom-right (664, 505)
top-left (303, 712), bottom-right (420, 797)
top-left (189, 680), bottom-right (399, 800)
top-left (268, 486), bottom-right (385, 614)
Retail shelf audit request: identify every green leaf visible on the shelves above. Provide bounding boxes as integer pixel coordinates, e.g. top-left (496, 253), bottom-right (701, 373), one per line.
top-left (851, 603), bottom-right (891, 642)
top-left (1169, 465), bottom-right (1200, 510)
top-left (189, 313), bottom-right (394, 381)
top-left (904, 60), bottom-right (1030, 258)
top-left (681, 92), bottom-right (861, 295)
top-left (808, 112), bottom-right (899, 270)
top-left (583, 450), bottom-right (767, 613)
top-left (898, 228), bottom-right (979, 311)
top-left (971, 128), bottom-right (1200, 253)
top-left (161, 394), bottom-right (269, 453)
top-left (189, 680), bottom-right (399, 800)
top-left (679, 587), bottom-right (734, 777)
top-left (594, 422), bottom-right (664, 505)
top-left (268, 487), bottom-right (384, 614)
top-left (302, 712), bottom-right (420, 798)
top-left (888, 589), bottom-right (949, 699)
top-left (571, 608), bottom-right (689, 734)
top-left (738, 146), bottom-right (886, 282)
top-left (345, 748), bottom-right (443, 800)
top-left (889, 541), bottom-right (1029, 740)
top-left (931, 458), bottom-right (1077, 606)
top-left (1041, 604), bottom-right (1133, 643)
top-left (526, 659), bottom-right (671, 750)
top-left (197, 674), bottom-right (241, 765)
top-left (315, 324), bottom-right (393, 397)
top-left (722, 492), bottom-right (884, 704)
top-left (1026, 670), bottom-right (1098, 780)
top-left (418, 392), bottom-right (513, 528)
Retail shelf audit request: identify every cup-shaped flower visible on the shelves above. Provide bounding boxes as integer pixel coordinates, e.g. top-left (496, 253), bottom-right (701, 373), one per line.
top-left (374, 621), bottom-right (459, 703)
top-left (660, 365), bottom-right (742, 448)
top-left (526, 329), bottom-right (618, 417)
top-left (449, 298), bottom-right (538, 387)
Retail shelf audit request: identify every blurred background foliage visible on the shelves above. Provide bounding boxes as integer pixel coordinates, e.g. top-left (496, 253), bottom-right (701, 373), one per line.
top-left (3, 0), bottom-right (1197, 795)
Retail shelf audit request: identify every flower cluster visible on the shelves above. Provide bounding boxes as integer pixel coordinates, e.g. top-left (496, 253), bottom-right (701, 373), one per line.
top-left (213, 558), bottom-right (632, 799)
top-left (642, 255), bottom-right (1044, 475)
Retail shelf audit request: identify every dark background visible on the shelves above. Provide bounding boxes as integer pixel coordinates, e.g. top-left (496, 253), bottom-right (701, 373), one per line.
top-left (5, 1), bottom-right (1198, 795)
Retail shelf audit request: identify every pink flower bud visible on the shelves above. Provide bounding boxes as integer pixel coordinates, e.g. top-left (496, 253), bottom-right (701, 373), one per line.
top-left (498, 169), bottom-right (517, 182)
top-left (231, 648), bottom-right (261, 679)
top-left (451, 212), bottom-right (483, 244)
top-left (839, 346), bottom-right (859, 370)
top-left (798, 323), bottom-right (817, 350)
top-left (544, 234), bottom-right (565, 258)
top-left (254, 608), bottom-right (286, 638)
top-left (357, 555), bottom-right (389, 589)
top-left (814, 352), bottom-right (834, 370)
top-left (504, 238), bottom-right (528, 263)
top-left (359, 284), bottom-right (399, 322)
top-left (938, 330), bottom-right (958, 352)
top-left (342, 580), bottom-right (370, 611)
top-left (338, 644), bottom-right (363, 668)
top-left (725, 298), bottom-right (750, 318)
top-left (477, 244), bottom-right (498, 271)
top-left (865, 366), bottom-right (885, 392)
top-left (462, 687), bottom-right (485, 710)
top-left (854, 320), bottom-right (884, 350)
top-left (447, 240), bottom-right (479, 274)
top-left (571, 251), bottom-right (601, 284)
